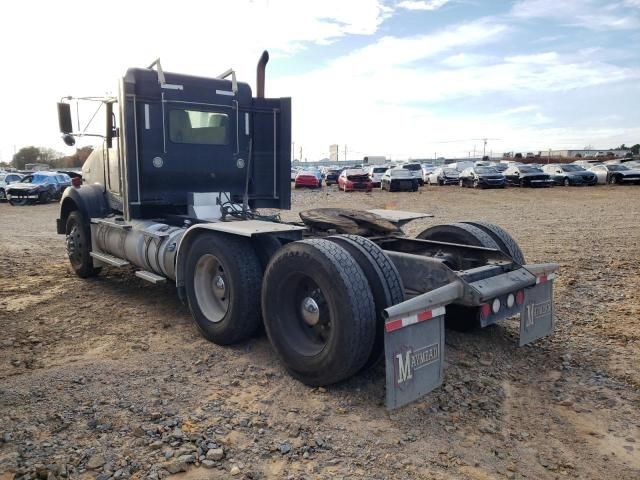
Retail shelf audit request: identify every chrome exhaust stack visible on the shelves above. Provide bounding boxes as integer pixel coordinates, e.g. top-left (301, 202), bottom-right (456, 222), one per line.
top-left (256, 50), bottom-right (269, 98)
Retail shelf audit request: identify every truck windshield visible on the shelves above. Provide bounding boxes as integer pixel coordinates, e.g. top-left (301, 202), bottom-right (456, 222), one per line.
top-left (169, 109), bottom-right (229, 145)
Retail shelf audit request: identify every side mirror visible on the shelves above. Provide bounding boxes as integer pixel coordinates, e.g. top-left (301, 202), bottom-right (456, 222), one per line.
top-left (62, 133), bottom-right (76, 147)
top-left (57, 102), bottom-right (73, 134)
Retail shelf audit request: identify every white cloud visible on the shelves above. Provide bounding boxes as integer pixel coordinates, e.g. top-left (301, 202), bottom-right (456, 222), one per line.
top-left (511, 0), bottom-right (640, 30)
top-left (397, 0), bottom-right (451, 11)
top-left (272, 21), bottom-right (640, 158)
top-left (441, 53), bottom-right (492, 67)
top-left (495, 105), bottom-right (540, 116)
top-left (0, 0), bottom-right (390, 160)
top-left (505, 52), bottom-right (559, 64)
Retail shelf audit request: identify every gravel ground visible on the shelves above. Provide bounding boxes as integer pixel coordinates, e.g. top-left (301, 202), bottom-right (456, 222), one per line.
top-left (1, 184), bottom-right (639, 480)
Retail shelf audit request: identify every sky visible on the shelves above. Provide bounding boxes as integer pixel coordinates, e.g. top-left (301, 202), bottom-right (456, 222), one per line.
top-left (1, 0), bottom-right (639, 162)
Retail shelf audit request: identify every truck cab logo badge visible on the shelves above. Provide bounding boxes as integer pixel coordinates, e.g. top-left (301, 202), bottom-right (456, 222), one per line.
top-left (152, 157), bottom-right (164, 168)
top-left (396, 343), bottom-right (439, 385)
top-left (236, 158), bottom-right (245, 169)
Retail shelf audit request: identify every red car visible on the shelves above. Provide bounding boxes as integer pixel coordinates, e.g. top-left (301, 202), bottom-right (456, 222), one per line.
top-left (294, 170), bottom-right (321, 189)
top-left (338, 169), bottom-right (373, 192)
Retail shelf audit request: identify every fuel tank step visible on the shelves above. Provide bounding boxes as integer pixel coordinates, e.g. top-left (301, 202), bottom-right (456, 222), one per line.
top-left (135, 270), bottom-right (167, 284)
top-left (90, 251), bottom-right (130, 267)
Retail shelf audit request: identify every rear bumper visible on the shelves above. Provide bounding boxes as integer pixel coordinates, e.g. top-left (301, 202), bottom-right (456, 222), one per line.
top-left (382, 262), bottom-right (559, 409)
top-left (526, 179), bottom-right (554, 187)
top-left (440, 178), bottom-right (458, 185)
top-left (295, 180), bottom-right (319, 188)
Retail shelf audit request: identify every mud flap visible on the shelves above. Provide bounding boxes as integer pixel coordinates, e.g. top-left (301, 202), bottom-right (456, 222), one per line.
top-left (384, 307), bottom-right (446, 410)
top-left (519, 279), bottom-right (554, 346)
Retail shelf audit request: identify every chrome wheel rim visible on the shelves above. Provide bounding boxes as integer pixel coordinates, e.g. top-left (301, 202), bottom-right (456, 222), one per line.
top-left (66, 224), bottom-right (83, 267)
top-left (194, 254), bottom-right (229, 323)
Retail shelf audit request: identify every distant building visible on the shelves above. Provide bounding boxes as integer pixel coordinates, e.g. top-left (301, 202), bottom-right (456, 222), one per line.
top-left (545, 149), bottom-right (629, 158)
top-left (362, 156), bottom-right (386, 165)
top-left (329, 144), bottom-right (340, 161)
top-left (25, 163), bottom-right (50, 171)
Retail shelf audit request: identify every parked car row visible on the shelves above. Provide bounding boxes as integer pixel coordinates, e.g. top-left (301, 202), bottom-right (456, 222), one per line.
top-left (290, 161), bottom-right (640, 193)
top-left (1, 171), bottom-right (73, 205)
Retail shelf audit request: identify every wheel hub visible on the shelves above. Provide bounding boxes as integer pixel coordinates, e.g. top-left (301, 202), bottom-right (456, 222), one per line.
top-left (212, 275), bottom-right (226, 301)
top-left (194, 254), bottom-right (229, 323)
top-left (300, 296), bottom-right (320, 326)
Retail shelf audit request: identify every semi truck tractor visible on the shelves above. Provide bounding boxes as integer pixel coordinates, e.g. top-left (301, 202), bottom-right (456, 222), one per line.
top-left (55, 52), bottom-right (558, 409)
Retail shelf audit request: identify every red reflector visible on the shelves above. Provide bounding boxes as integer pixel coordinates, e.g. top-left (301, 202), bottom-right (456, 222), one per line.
top-left (515, 290), bottom-right (525, 306)
top-left (480, 303), bottom-right (491, 319)
top-left (71, 177), bottom-right (82, 187)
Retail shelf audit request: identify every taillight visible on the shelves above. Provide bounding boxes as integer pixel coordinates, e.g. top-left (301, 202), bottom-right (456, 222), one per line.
top-left (491, 298), bottom-right (501, 314)
top-left (515, 290), bottom-right (525, 306)
top-left (506, 293), bottom-right (515, 308)
top-left (480, 303), bottom-right (491, 319)
top-left (72, 177), bottom-right (82, 187)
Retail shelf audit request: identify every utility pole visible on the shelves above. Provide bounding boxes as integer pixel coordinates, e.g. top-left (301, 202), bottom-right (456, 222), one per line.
top-left (299, 146), bottom-right (303, 163)
top-left (292, 141), bottom-right (295, 162)
top-left (482, 138), bottom-right (488, 157)
top-left (344, 144), bottom-right (347, 161)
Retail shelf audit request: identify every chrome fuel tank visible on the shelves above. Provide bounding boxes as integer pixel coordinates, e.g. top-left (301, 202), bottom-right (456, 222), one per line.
top-left (93, 219), bottom-right (185, 280)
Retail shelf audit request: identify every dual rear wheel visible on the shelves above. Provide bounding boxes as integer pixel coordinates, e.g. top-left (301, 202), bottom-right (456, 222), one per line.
top-left (184, 233), bottom-right (404, 386)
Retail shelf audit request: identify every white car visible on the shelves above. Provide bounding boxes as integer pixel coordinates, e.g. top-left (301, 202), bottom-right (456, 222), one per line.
top-left (426, 167), bottom-right (459, 185)
top-left (367, 166), bottom-right (387, 187)
top-left (290, 168), bottom-right (298, 181)
top-left (588, 164), bottom-right (640, 184)
top-left (0, 172), bottom-right (23, 201)
top-left (420, 164), bottom-right (435, 183)
top-left (401, 163), bottom-right (424, 185)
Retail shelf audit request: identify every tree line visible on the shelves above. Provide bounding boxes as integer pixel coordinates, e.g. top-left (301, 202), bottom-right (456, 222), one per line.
top-left (0, 146), bottom-right (94, 170)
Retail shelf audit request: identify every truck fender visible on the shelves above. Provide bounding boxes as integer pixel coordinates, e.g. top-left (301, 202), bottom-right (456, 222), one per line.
top-left (57, 184), bottom-right (109, 234)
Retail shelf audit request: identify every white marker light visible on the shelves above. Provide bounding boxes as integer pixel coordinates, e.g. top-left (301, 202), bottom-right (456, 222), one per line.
top-left (507, 293), bottom-right (515, 308)
top-left (492, 298), bottom-right (501, 314)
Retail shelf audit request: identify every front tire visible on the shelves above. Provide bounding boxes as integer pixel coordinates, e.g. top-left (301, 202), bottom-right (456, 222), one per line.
top-left (8, 197), bottom-right (29, 206)
top-left (563, 177), bottom-right (570, 187)
top-left (185, 233), bottom-right (263, 345)
top-left (0, 188), bottom-right (5, 201)
top-left (66, 211), bottom-right (101, 278)
top-left (261, 239), bottom-right (376, 386)
top-left (39, 191), bottom-right (51, 204)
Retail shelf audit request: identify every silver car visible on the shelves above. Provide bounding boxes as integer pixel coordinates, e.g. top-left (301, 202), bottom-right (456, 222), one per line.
top-left (0, 172), bottom-right (23, 201)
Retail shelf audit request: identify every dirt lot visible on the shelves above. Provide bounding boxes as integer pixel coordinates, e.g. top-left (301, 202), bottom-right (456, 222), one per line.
top-left (1, 185), bottom-right (639, 480)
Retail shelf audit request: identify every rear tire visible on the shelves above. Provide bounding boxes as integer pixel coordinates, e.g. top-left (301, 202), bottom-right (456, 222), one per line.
top-left (185, 233), bottom-right (263, 345)
top-left (0, 188), bottom-right (5, 201)
top-left (326, 235), bottom-right (405, 370)
top-left (461, 221), bottom-right (526, 264)
top-left (417, 222), bottom-right (500, 250)
top-left (65, 211), bottom-right (101, 278)
top-left (417, 223), bottom-right (500, 332)
top-left (563, 177), bottom-right (570, 187)
top-left (261, 239), bottom-right (376, 386)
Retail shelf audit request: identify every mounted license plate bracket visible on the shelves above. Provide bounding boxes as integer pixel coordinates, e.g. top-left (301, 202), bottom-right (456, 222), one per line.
top-left (384, 307), bottom-right (445, 410)
top-left (519, 278), bottom-right (554, 346)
